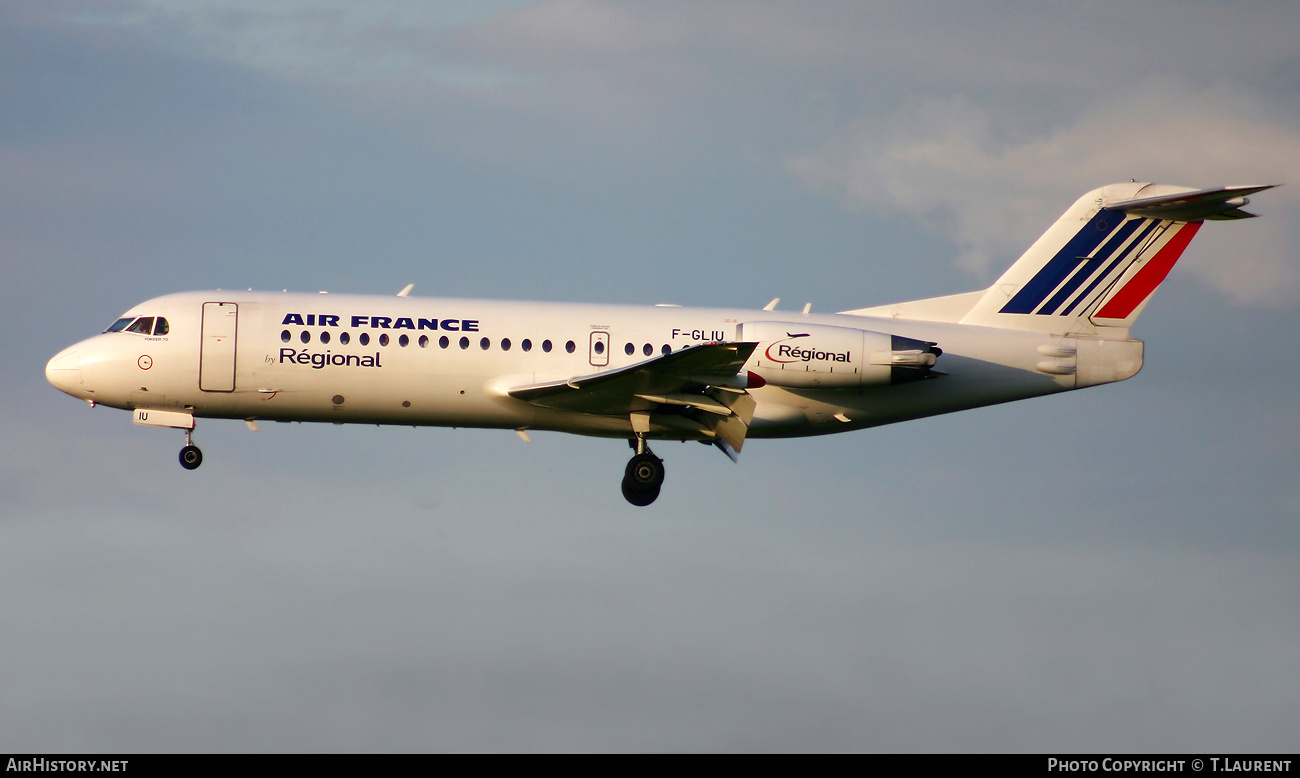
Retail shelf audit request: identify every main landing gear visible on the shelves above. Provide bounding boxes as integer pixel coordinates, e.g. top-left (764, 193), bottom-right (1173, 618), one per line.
top-left (622, 437), bottom-right (665, 507)
top-left (179, 427), bottom-right (202, 471)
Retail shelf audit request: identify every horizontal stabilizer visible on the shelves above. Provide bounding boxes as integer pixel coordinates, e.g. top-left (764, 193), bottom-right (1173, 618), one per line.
top-left (1107, 185), bottom-right (1276, 221)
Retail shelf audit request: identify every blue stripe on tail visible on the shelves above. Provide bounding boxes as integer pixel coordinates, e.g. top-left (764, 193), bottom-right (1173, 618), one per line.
top-left (999, 209), bottom-right (1124, 315)
top-left (1038, 217), bottom-right (1146, 315)
top-left (1060, 219), bottom-right (1163, 317)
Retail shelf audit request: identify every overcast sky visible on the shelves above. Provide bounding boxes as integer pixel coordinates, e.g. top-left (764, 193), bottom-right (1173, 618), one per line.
top-left (2, 0), bottom-right (1298, 752)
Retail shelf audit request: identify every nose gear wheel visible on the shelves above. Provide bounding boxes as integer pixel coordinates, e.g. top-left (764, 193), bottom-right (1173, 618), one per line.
top-left (179, 427), bottom-right (202, 470)
top-left (179, 445), bottom-right (203, 470)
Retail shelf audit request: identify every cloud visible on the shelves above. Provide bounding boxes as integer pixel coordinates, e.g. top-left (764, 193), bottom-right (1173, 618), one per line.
top-left (57, 4), bottom-right (1297, 305)
top-left (788, 80), bottom-right (1300, 303)
top-left (6, 3), bottom-right (1300, 753)
top-left (56, 0), bottom-right (534, 84)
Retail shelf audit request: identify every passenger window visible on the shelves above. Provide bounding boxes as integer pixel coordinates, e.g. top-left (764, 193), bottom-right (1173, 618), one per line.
top-left (522, 339), bottom-right (532, 352)
top-left (459, 337), bottom-right (469, 349)
top-left (105, 318), bottom-right (135, 333)
top-left (642, 343), bottom-right (652, 356)
top-left (300, 331), bottom-right (311, 344)
top-left (542, 340), bottom-right (553, 353)
top-left (340, 332), bottom-right (351, 345)
top-left (399, 334), bottom-right (409, 347)
top-left (360, 333), bottom-right (370, 346)
top-left (126, 317), bottom-right (154, 335)
top-left (154, 318), bottom-right (169, 336)
top-left (379, 333), bottom-right (390, 347)
top-left (501, 338), bottom-right (511, 351)
top-left (418, 335), bottom-right (429, 348)
top-left (625, 343), bottom-right (634, 356)
top-left (281, 330), bottom-right (291, 343)
top-left (439, 336), bottom-right (449, 349)
top-left (661, 344), bottom-right (671, 355)
top-left (565, 340), bottom-right (576, 353)
top-left (320, 331), bottom-right (331, 344)
top-left (594, 341), bottom-right (605, 355)
top-left (480, 337), bottom-right (490, 350)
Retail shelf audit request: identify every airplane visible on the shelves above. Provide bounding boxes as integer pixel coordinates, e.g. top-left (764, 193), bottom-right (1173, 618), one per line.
top-left (45, 182), bottom-right (1273, 505)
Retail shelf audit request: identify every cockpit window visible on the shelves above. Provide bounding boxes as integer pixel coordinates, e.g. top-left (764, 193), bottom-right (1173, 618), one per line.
top-left (154, 317), bottom-right (169, 336)
top-left (105, 317), bottom-right (135, 333)
top-left (125, 317), bottom-right (155, 334)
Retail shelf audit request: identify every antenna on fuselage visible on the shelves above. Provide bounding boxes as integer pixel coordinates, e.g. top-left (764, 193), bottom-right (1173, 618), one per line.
top-left (397, 284), bottom-right (414, 297)
top-left (763, 298), bottom-right (779, 311)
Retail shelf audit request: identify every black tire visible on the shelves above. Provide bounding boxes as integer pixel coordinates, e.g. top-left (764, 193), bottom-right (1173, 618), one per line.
top-left (621, 479), bottom-right (660, 506)
top-left (624, 452), bottom-right (665, 490)
top-left (179, 445), bottom-right (203, 470)
top-left (621, 452), bottom-right (664, 506)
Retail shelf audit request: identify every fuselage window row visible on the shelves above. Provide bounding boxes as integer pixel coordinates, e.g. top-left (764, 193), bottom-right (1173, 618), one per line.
top-left (281, 329), bottom-right (668, 359)
top-left (116, 320), bottom-right (666, 359)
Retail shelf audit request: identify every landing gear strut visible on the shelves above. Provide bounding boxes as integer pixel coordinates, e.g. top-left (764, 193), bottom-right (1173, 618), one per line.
top-left (179, 427), bottom-right (202, 471)
top-left (621, 437), bottom-right (664, 506)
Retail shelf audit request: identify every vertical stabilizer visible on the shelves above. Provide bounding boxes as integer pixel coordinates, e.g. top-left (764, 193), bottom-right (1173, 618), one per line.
top-left (958, 183), bottom-right (1273, 336)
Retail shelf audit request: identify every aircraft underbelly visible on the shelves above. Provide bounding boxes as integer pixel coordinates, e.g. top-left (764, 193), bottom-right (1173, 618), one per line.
top-left (745, 360), bottom-right (1067, 438)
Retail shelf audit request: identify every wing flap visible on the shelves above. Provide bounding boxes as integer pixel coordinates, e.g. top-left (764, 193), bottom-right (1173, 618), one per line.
top-left (633, 393), bottom-right (733, 416)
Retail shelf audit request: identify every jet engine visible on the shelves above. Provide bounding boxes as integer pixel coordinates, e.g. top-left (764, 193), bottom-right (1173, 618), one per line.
top-left (738, 321), bottom-right (940, 388)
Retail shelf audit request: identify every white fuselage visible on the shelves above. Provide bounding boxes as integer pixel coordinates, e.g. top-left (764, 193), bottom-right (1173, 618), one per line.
top-left (44, 182), bottom-right (1262, 505)
top-left (45, 290), bottom-right (1130, 441)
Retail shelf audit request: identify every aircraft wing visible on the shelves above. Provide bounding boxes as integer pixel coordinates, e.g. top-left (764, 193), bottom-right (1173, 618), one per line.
top-left (508, 342), bottom-right (760, 455)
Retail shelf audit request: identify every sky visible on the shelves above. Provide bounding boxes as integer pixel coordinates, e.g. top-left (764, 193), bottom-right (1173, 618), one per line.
top-left (2, 0), bottom-right (1298, 752)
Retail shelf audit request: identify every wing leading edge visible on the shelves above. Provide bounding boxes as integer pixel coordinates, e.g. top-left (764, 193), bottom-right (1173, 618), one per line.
top-left (508, 342), bottom-right (760, 456)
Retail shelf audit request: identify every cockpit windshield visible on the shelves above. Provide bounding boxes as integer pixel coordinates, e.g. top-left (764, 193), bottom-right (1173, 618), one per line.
top-left (125, 317), bottom-right (155, 334)
top-left (105, 316), bottom-right (170, 335)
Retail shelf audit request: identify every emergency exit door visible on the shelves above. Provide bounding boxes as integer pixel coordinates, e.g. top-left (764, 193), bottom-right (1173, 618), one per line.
top-left (200, 302), bottom-right (238, 392)
top-left (589, 331), bottom-right (609, 367)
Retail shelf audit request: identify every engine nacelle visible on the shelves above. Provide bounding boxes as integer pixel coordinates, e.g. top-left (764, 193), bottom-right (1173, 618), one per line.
top-left (737, 321), bottom-right (940, 388)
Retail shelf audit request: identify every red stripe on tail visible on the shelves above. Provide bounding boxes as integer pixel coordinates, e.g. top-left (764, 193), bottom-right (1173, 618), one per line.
top-left (1094, 221), bottom-right (1202, 320)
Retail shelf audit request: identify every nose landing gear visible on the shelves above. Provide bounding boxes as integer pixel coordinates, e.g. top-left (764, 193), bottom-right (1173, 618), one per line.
top-left (179, 427), bottom-right (202, 471)
top-left (621, 437), bottom-right (665, 506)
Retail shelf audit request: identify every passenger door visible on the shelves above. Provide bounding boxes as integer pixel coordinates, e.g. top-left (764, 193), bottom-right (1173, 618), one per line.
top-left (199, 302), bottom-right (238, 392)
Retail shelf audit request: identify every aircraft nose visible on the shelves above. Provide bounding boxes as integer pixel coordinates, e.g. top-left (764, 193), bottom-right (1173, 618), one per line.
top-left (45, 347), bottom-right (85, 396)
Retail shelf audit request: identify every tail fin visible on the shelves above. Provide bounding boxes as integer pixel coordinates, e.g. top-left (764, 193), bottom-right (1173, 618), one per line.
top-left (959, 183), bottom-right (1274, 335)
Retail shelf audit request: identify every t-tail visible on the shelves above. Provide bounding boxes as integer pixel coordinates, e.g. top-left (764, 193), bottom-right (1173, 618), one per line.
top-left (957, 182), bottom-right (1275, 336)
top-left (841, 182), bottom-right (1275, 389)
